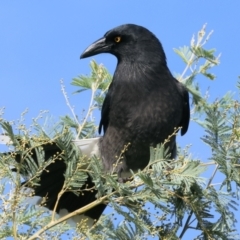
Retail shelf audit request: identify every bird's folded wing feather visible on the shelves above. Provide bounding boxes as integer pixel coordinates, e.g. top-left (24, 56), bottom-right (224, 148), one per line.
top-left (176, 81), bottom-right (190, 136)
top-left (181, 86), bottom-right (190, 135)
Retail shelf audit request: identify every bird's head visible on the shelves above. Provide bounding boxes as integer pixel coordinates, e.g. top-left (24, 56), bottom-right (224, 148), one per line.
top-left (80, 24), bottom-right (167, 64)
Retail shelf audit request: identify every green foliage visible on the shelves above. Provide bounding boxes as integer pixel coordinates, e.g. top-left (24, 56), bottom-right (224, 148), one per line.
top-left (0, 25), bottom-right (240, 240)
top-left (72, 60), bottom-right (112, 109)
top-left (174, 24), bottom-right (220, 115)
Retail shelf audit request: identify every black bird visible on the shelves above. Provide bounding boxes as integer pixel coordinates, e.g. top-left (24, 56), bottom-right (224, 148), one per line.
top-left (81, 24), bottom-right (190, 178)
top-left (1, 24), bottom-right (190, 227)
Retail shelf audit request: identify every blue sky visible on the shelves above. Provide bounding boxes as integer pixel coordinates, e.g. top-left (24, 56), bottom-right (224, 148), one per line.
top-left (1, 1), bottom-right (240, 239)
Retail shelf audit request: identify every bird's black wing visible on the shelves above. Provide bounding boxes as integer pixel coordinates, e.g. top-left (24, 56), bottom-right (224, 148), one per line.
top-left (177, 82), bottom-right (190, 136)
top-left (99, 82), bottom-right (113, 134)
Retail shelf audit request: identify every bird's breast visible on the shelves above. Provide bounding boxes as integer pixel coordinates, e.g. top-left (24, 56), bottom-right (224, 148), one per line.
top-left (109, 81), bottom-right (183, 143)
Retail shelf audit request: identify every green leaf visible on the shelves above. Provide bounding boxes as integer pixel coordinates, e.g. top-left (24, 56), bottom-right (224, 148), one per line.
top-left (173, 46), bottom-right (192, 64)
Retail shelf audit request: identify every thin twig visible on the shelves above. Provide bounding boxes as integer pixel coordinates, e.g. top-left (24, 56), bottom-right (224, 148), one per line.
top-left (179, 23), bottom-right (209, 82)
top-left (28, 192), bottom-right (115, 240)
top-left (206, 164), bottom-right (219, 188)
top-left (76, 87), bottom-right (95, 140)
top-left (60, 79), bottom-right (80, 125)
top-left (200, 161), bottom-right (216, 166)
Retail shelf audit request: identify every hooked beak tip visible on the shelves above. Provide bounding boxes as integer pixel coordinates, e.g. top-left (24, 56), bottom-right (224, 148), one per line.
top-left (80, 37), bottom-right (107, 59)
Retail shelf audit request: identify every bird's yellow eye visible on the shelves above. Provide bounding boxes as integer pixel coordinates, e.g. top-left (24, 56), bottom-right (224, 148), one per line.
top-left (114, 36), bottom-right (121, 43)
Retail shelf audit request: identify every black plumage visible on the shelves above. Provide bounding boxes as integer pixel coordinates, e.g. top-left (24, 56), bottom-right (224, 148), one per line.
top-left (81, 24), bottom-right (190, 178)
top-left (2, 24), bottom-right (190, 226)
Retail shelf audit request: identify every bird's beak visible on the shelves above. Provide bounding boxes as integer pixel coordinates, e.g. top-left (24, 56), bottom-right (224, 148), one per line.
top-left (80, 37), bottom-right (110, 59)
